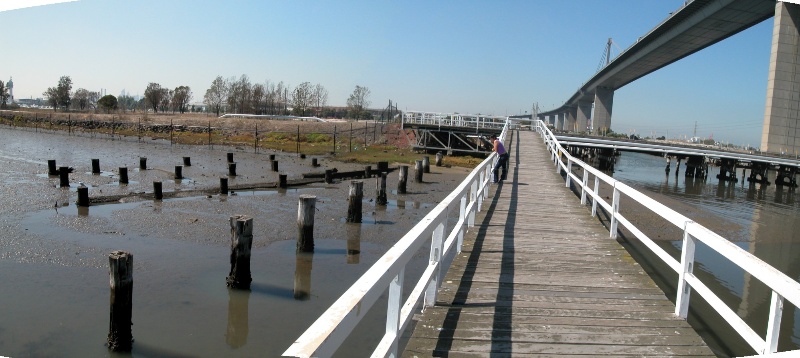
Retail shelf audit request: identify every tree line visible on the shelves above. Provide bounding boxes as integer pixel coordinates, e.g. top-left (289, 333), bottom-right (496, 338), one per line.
top-left (31, 75), bottom-right (373, 120)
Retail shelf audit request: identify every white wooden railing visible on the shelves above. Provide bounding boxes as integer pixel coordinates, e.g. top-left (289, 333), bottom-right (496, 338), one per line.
top-left (282, 125), bottom-right (508, 357)
top-left (402, 111), bottom-right (507, 130)
top-left (536, 120), bottom-right (800, 356)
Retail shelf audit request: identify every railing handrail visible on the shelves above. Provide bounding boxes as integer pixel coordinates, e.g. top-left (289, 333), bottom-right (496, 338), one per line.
top-left (535, 120), bottom-right (800, 356)
top-left (283, 122), bottom-right (509, 357)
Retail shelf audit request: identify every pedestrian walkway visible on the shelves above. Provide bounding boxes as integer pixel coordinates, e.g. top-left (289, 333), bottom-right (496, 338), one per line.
top-left (402, 130), bottom-right (714, 357)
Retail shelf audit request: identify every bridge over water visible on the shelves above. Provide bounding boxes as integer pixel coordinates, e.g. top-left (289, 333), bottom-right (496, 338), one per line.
top-left (284, 120), bottom-right (800, 357)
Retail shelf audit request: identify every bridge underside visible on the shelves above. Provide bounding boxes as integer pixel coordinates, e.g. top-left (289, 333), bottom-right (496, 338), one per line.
top-left (405, 124), bottom-right (502, 154)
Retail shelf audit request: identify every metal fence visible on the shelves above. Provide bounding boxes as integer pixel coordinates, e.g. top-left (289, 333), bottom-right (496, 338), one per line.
top-left (537, 119), bottom-right (800, 356)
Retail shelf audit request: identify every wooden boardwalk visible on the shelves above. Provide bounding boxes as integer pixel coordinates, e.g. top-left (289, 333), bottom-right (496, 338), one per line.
top-left (402, 130), bottom-right (714, 357)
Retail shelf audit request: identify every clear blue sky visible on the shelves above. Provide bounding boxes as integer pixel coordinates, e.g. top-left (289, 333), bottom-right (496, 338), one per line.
top-left (1, 0), bottom-right (773, 146)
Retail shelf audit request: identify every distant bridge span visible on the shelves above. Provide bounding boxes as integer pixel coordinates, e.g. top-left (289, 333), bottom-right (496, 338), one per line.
top-left (539, 0), bottom-right (800, 156)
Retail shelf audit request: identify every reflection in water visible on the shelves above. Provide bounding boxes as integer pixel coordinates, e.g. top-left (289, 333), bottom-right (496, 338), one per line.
top-left (396, 200), bottom-right (406, 209)
top-left (294, 252), bottom-right (313, 300)
top-left (346, 224), bottom-right (361, 264)
top-left (225, 288), bottom-right (250, 349)
top-left (77, 205), bottom-right (89, 216)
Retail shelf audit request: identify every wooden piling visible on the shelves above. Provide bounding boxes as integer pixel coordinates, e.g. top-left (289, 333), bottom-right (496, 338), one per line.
top-left (435, 152), bottom-right (443, 166)
top-left (220, 177), bottom-right (228, 195)
top-left (279, 174), bottom-right (288, 188)
top-left (269, 154), bottom-right (275, 161)
top-left (414, 160), bottom-right (423, 183)
top-left (175, 166), bottom-right (183, 179)
top-left (271, 160), bottom-right (278, 172)
top-left (48, 160), bottom-right (57, 175)
top-left (107, 250), bottom-right (133, 352)
top-left (423, 156), bottom-right (430, 173)
top-left (153, 181), bottom-right (163, 200)
top-left (119, 167), bottom-right (128, 184)
top-left (59, 166), bottom-right (70, 187)
top-left (300, 153), bottom-right (306, 159)
top-left (325, 169), bottom-right (333, 184)
top-left (376, 173), bottom-right (388, 206)
top-left (139, 157), bottom-right (147, 170)
top-left (297, 195), bottom-right (316, 252)
top-left (364, 165), bottom-right (372, 178)
top-left (183, 156), bottom-right (191, 166)
top-left (226, 215), bottom-right (253, 289)
top-left (377, 161), bottom-right (388, 172)
top-left (398, 165), bottom-right (408, 194)
top-left (228, 162), bottom-right (237, 176)
top-left (347, 181), bottom-right (363, 223)
top-left (77, 187), bottom-right (89, 207)
top-left (92, 159), bottom-right (100, 174)
top-left (311, 158), bottom-right (318, 167)
top-left (227, 152), bottom-right (234, 163)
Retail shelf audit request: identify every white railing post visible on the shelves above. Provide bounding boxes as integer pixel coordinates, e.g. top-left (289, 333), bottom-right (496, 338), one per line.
top-left (468, 180), bottom-right (477, 227)
top-left (591, 176), bottom-right (600, 217)
top-left (764, 291), bottom-right (784, 354)
top-left (386, 268), bottom-right (404, 358)
top-left (457, 195), bottom-right (467, 253)
top-left (580, 170), bottom-right (589, 205)
top-left (424, 222), bottom-right (446, 307)
top-left (610, 183), bottom-right (620, 238)
top-left (477, 171), bottom-right (485, 212)
top-left (676, 222), bottom-right (696, 319)
top-left (566, 158), bottom-right (573, 188)
top-left (555, 151), bottom-right (561, 173)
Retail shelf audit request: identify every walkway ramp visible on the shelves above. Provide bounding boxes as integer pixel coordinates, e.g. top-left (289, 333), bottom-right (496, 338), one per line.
top-left (403, 130), bottom-right (714, 356)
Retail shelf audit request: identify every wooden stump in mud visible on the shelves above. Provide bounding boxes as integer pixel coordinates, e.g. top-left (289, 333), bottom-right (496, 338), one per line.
top-left (347, 181), bottom-right (363, 223)
top-left (423, 156), bottom-right (430, 173)
top-left (436, 152), bottom-right (443, 166)
top-left (153, 181), bottom-right (163, 200)
top-left (297, 195), bottom-right (316, 252)
top-left (228, 162), bottom-right (237, 177)
top-left (77, 187), bottom-right (89, 207)
top-left (220, 177), bottom-right (228, 195)
top-left (175, 166), bottom-right (183, 179)
top-left (183, 156), bottom-right (191, 166)
top-left (279, 174), bottom-right (288, 188)
top-left (227, 152), bottom-right (234, 163)
top-left (414, 160), bottom-right (423, 183)
top-left (139, 157), bottom-right (147, 170)
top-left (92, 159), bottom-right (100, 174)
top-left (398, 165), bottom-right (408, 194)
top-left (107, 250), bottom-right (133, 352)
top-left (119, 167), bottom-right (128, 184)
top-left (271, 160), bottom-right (279, 172)
top-left (48, 160), bottom-right (57, 175)
top-left (59, 166), bottom-right (70, 187)
top-left (226, 215), bottom-right (253, 289)
top-left (376, 173), bottom-right (388, 206)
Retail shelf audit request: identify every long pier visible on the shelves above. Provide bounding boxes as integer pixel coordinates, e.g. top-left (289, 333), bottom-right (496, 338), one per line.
top-left (402, 130), bottom-right (714, 356)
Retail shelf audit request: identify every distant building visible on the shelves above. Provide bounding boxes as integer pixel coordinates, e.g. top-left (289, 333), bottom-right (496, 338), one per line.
top-left (7, 77), bottom-right (14, 103)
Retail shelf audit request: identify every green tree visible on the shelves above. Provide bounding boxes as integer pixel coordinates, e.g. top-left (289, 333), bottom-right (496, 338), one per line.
top-left (171, 86), bottom-right (192, 114)
top-left (144, 82), bottom-right (164, 113)
top-left (73, 88), bottom-right (90, 110)
top-left (56, 76), bottom-right (72, 111)
top-left (98, 95), bottom-right (118, 113)
top-left (292, 82), bottom-right (313, 116)
top-left (0, 81), bottom-right (8, 109)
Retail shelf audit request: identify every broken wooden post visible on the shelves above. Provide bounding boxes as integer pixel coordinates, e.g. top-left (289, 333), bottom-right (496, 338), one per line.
top-left (297, 195), bottom-right (316, 252)
top-left (139, 157), bottom-right (147, 170)
top-left (378, 161), bottom-right (389, 172)
top-left (279, 174), bottom-right (288, 188)
top-left (423, 156), bottom-right (430, 173)
top-left (324, 169), bottom-right (333, 184)
top-left (227, 152), bottom-right (234, 163)
top-left (414, 160), bottom-right (423, 183)
top-left (59, 166), bottom-right (70, 187)
top-left (226, 215), bottom-right (253, 289)
top-left (220, 177), bottom-right (228, 195)
top-left (228, 162), bottom-right (237, 176)
top-left (398, 165), bottom-right (408, 194)
top-left (48, 160), bottom-right (57, 175)
top-left (364, 165), bottom-right (372, 178)
top-left (77, 187), bottom-right (89, 207)
top-left (347, 181), bottom-right (363, 223)
top-left (153, 181), bottom-right (163, 200)
top-left (92, 159), bottom-right (100, 174)
top-left (435, 152), bottom-right (443, 166)
top-left (269, 154), bottom-right (276, 161)
top-left (119, 167), bottom-right (129, 184)
top-left (107, 250), bottom-right (133, 352)
top-left (183, 156), bottom-right (191, 166)
top-left (376, 173), bottom-right (388, 206)
top-left (174, 166), bottom-right (183, 179)
top-left (311, 158), bottom-right (318, 167)
top-left (300, 153), bottom-right (306, 159)
top-left (271, 160), bottom-right (278, 172)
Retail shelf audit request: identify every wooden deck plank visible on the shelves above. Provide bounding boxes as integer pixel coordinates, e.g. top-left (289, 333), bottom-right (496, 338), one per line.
top-left (402, 130), bottom-right (714, 357)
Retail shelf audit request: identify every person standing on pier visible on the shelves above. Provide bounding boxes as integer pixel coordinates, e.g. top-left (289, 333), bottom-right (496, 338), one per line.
top-left (491, 134), bottom-right (508, 183)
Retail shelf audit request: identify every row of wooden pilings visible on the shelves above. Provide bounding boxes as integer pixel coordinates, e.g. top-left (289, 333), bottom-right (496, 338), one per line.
top-left (84, 152), bottom-right (443, 351)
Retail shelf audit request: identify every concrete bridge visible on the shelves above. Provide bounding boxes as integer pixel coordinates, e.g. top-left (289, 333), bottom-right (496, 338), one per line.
top-left (538, 0), bottom-right (800, 156)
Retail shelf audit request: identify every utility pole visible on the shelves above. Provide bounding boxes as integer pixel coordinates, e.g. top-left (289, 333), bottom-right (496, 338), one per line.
top-left (693, 121), bottom-right (697, 138)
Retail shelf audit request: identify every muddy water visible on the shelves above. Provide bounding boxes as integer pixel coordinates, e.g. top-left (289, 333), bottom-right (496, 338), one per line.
top-left (0, 126), bottom-right (470, 357)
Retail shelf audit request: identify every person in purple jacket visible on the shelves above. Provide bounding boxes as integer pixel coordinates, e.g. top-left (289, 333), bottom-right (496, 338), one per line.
top-left (490, 134), bottom-right (508, 183)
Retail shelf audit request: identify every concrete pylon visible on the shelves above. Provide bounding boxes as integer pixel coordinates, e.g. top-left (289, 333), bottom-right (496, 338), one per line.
top-left (566, 107), bottom-right (577, 133)
top-left (762, 1), bottom-right (800, 155)
top-left (577, 101), bottom-right (592, 134)
top-left (593, 87), bottom-right (614, 136)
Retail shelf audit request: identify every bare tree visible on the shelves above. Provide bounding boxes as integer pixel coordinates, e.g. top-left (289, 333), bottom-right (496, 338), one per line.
top-left (171, 86), bottom-right (192, 114)
top-left (160, 88), bottom-right (172, 113)
top-left (204, 76), bottom-right (228, 116)
top-left (292, 82), bottom-right (313, 116)
top-left (312, 83), bottom-right (328, 117)
top-left (252, 83), bottom-right (267, 115)
top-left (73, 88), bottom-right (91, 110)
top-left (43, 87), bottom-right (58, 111)
top-left (346, 85), bottom-right (371, 120)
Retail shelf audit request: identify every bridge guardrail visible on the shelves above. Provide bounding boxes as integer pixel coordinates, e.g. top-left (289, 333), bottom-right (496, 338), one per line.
top-left (282, 123), bottom-right (509, 357)
top-left (535, 120), bottom-right (800, 356)
top-left (402, 111), bottom-right (507, 130)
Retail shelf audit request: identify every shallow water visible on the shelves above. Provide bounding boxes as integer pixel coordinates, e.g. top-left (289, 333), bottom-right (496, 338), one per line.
top-left (609, 151), bottom-right (800, 355)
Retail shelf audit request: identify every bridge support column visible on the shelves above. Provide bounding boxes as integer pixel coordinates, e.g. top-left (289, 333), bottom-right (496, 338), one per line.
top-left (716, 158), bottom-right (738, 182)
top-left (593, 87), bottom-right (614, 136)
top-left (747, 162), bottom-right (771, 185)
top-left (577, 101), bottom-right (592, 134)
top-left (684, 156), bottom-right (707, 178)
top-left (775, 165), bottom-right (797, 187)
top-left (556, 113), bottom-right (565, 131)
top-left (762, 1), bottom-right (800, 155)
top-left (566, 107), bottom-right (577, 133)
